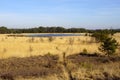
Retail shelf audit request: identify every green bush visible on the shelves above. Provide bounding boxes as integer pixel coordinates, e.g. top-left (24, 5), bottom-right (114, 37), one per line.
top-left (80, 48), bottom-right (88, 55)
top-left (91, 29), bottom-right (114, 42)
top-left (92, 30), bottom-right (118, 56)
top-left (99, 37), bottom-right (118, 56)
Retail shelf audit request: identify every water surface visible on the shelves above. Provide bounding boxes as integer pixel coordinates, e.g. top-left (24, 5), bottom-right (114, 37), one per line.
top-left (26, 33), bottom-right (83, 37)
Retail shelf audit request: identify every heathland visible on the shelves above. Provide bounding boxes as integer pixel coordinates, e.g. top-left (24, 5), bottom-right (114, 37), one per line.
top-left (0, 33), bottom-right (120, 80)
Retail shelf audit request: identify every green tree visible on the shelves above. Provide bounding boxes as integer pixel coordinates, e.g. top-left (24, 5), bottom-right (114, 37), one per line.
top-left (91, 29), bottom-right (115, 42)
top-left (0, 26), bottom-right (9, 34)
top-left (99, 37), bottom-right (118, 56)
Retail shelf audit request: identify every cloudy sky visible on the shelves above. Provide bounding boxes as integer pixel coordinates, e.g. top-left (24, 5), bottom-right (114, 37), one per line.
top-left (0, 0), bottom-right (120, 29)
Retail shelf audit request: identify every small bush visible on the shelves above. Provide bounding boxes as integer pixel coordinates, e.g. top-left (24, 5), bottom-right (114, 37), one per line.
top-left (69, 38), bottom-right (74, 45)
top-left (1, 38), bottom-right (4, 42)
top-left (85, 33), bottom-right (88, 36)
top-left (80, 62), bottom-right (93, 69)
top-left (28, 37), bottom-right (35, 43)
top-left (91, 30), bottom-right (112, 42)
top-left (80, 49), bottom-right (88, 55)
top-left (40, 38), bottom-right (44, 42)
top-left (99, 37), bottom-right (118, 56)
top-left (0, 74), bottom-right (14, 80)
top-left (29, 46), bottom-right (33, 53)
top-left (48, 37), bottom-right (55, 42)
top-left (56, 47), bottom-right (59, 50)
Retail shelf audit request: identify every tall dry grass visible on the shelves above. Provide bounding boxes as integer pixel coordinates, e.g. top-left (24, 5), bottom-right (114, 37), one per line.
top-left (0, 35), bottom-right (96, 59)
top-left (0, 33), bottom-right (120, 59)
top-left (67, 54), bottom-right (120, 80)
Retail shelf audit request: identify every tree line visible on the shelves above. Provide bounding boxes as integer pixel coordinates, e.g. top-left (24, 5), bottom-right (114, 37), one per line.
top-left (0, 26), bottom-right (120, 34)
top-left (0, 26), bottom-right (87, 34)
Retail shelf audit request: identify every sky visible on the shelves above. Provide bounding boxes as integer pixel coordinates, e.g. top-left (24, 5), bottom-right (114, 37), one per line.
top-left (0, 0), bottom-right (120, 29)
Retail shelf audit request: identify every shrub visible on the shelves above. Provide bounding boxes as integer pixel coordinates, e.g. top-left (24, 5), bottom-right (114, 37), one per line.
top-left (99, 37), bottom-right (118, 56)
top-left (48, 37), bottom-right (55, 42)
top-left (85, 33), bottom-right (88, 36)
top-left (91, 30), bottom-right (113, 42)
top-left (29, 46), bottom-right (33, 53)
top-left (0, 74), bottom-right (14, 80)
top-left (82, 48), bottom-right (88, 54)
top-left (69, 38), bottom-right (74, 45)
top-left (1, 38), bottom-right (4, 42)
top-left (40, 38), bottom-right (44, 42)
top-left (28, 37), bottom-right (35, 43)
top-left (92, 30), bottom-right (118, 56)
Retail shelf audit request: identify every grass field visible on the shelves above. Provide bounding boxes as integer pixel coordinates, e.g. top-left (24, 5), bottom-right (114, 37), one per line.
top-left (0, 33), bottom-right (120, 59)
top-left (0, 34), bottom-right (99, 58)
top-left (0, 33), bottom-right (120, 80)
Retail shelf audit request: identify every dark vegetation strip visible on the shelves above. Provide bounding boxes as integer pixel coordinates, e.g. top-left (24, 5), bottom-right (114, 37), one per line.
top-left (67, 54), bottom-right (120, 65)
top-left (0, 26), bottom-right (120, 34)
top-left (67, 54), bottom-right (120, 80)
top-left (0, 54), bottom-right (63, 80)
top-left (0, 53), bottom-right (120, 80)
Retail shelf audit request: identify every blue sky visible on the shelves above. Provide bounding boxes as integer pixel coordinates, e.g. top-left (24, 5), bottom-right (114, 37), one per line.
top-left (0, 0), bottom-right (120, 29)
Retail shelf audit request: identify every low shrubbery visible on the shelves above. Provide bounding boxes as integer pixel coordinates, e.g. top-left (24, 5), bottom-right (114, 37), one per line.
top-left (92, 30), bottom-right (119, 56)
top-left (0, 54), bottom-right (62, 80)
top-left (0, 53), bottom-right (120, 80)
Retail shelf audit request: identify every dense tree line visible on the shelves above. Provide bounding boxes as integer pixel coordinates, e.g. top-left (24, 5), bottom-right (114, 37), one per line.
top-left (0, 26), bottom-right (87, 33)
top-left (0, 26), bottom-right (120, 34)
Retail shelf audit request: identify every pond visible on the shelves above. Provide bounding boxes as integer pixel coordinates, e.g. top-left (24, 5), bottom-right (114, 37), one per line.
top-left (26, 33), bottom-right (84, 37)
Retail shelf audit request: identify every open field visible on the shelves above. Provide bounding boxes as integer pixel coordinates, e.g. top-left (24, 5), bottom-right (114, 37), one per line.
top-left (0, 34), bottom-right (99, 59)
top-left (0, 33), bottom-right (120, 80)
top-left (0, 33), bottom-right (120, 59)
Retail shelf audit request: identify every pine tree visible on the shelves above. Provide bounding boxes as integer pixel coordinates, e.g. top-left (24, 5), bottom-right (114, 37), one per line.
top-left (99, 37), bottom-right (118, 56)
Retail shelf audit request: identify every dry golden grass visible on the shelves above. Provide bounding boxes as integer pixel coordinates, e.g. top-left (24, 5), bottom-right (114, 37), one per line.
top-left (66, 54), bottom-right (120, 80)
top-left (0, 35), bottom-right (95, 59)
top-left (113, 33), bottom-right (120, 43)
top-left (0, 33), bottom-right (120, 59)
top-left (0, 33), bottom-right (120, 80)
